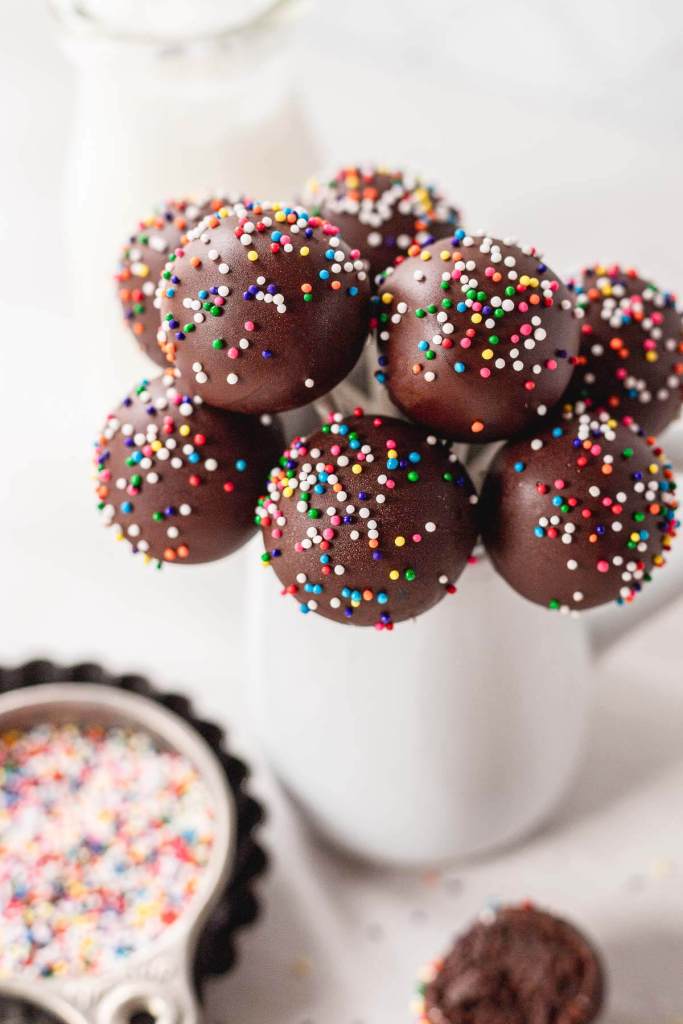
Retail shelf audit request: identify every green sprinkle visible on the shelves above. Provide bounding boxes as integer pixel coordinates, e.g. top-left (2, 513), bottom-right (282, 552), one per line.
top-left (405, 569), bottom-right (416, 582)
top-left (212, 338), bottom-right (225, 349)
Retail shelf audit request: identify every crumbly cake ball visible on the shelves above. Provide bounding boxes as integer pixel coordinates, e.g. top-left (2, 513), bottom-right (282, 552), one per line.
top-left (256, 412), bottom-right (478, 628)
top-left (377, 233), bottom-right (580, 442)
top-left (158, 201), bottom-right (371, 414)
top-left (480, 411), bottom-right (678, 611)
top-left (565, 264), bottom-right (683, 435)
top-left (302, 165), bottom-right (460, 281)
top-left (115, 197), bottom-right (231, 366)
top-left (94, 372), bottom-right (283, 565)
top-left (415, 904), bottom-right (604, 1024)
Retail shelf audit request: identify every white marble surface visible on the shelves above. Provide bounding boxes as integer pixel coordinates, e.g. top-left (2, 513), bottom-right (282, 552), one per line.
top-left (1, 1), bottom-right (683, 1020)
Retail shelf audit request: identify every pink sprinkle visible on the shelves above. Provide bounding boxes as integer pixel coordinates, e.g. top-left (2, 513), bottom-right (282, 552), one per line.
top-left (228, 347), bottom-right (239, 359)
top-left (244, 321), bottom-right (255, 332)
top-left (412, 533), bottom-right (422, 543)
top-left (480, 367), bottom-right (491, 378)
top-left (520, 324), bottom-right (532, 336)
top-left (597, 560), bottom-right (610, 573)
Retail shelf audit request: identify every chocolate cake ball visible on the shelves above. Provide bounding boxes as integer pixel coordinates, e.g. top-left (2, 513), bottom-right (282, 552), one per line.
top-left (115, 197), bottom-right (231, 366)
top-left (95, 372), bottom-right (283, 565)
top-left (565, 264), bottom-right (683, 435)
top-left (377, 233), bottom-right (580, 442)
top-left (416, 904), bottom-right (604, 1024)
top-left (480, 411), bottom-right (679, 611)
top-left (158, 201), bottom-right (371, 414)
top-left (302, 166), bottom-right (460, 281)
top-left (256, 412), bottom-right (478, 628)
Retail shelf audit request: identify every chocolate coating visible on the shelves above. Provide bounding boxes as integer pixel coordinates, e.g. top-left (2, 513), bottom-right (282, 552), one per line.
top-left (159, 201), bottom-right (371, 414)
top-left (420, 905), bottom-right (604, 1024)
top-left (302, 166), bottom-right (460, 281)
top-left (115, 197), bottom-right (232, 367)
top-left (95, 372), bottom-right (283, 565)
top-left (480, 412), bottom-right (678, 610)
top-left (377, 233), bottom-right (580, 442)
top-left (565, 264), bottom-right (683, 435)
top-left (256, 413), bottom-right (478, 628)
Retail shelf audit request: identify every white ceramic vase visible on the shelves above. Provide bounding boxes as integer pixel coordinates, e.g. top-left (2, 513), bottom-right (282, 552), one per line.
top-left (247, 541), bottom-right (683, 868)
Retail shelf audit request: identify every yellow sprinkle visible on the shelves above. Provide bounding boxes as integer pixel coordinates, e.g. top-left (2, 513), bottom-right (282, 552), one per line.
top-left (482, 349), bottom-right (493, 361)
top-left (300, 245), bottom-right (310, 256)
top-left (420, 250), bottom-right (432, 261)
top-left (275, 210), bottom-right (286, 222)
top-left (381, 292), bottom-right (393, 304)
top-left (645, 351), bottom-right (658, 362)
top-left (471, 313), bottom-right (482, 324)
top-left (520, 274), bottom-right (530, 286)
top-left (439, 249), bottom-right (451, 261)
top-left (151, 439), bottom-right (162, 451)
top-left (389, 569), bottom-right (400, 581)
top-left (394, 536), bottom-right (406, 547)
top-left (179, 424), bottom-right (191, 436)
top-left (387, 448), bottom-right (398, 458)
top-left (283, 487), bottom-right (293, 498)
top-left (352, 464), bottom-right (362, 474)
top-left (247, 250), bottom-right (259, 262)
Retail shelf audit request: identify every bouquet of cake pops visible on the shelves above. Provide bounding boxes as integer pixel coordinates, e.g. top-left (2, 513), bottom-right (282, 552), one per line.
top-left (95, 167), bottom-right (680, 628)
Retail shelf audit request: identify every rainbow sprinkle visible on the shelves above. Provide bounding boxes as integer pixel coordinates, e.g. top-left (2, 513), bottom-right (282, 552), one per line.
top-left (0, 722), bottom-right (215, 979)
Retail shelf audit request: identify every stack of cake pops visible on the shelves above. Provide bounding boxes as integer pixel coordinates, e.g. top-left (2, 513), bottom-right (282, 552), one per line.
top-left (96, 167), bottom-right (681, 627)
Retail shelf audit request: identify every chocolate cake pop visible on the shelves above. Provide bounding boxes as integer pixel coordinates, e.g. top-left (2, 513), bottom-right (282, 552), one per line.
top-left (158, 201), bottom-right (371, 414)
top-left (377, 233), bottom-right (580, 442)
top-left (415, 904), bottom-right (604, 1024)
top-left (480, 411), bottom-right (678, 611)
top-left (95, 372), bottom-right (283, 565)
top-left (256, 412), bottom-right (478, 628)
top-left (302, 166), bottom-right (460, 281)
top-left (115, 197), bottom-right (231, 367)
top-left (565, 264), bottom-right (683, 435)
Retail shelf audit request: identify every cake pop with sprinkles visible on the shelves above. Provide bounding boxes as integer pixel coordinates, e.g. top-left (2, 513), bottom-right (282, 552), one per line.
top-left (159, 200), bottom-right (371, 414)
top-left (414, 903), bottom-right (604, 1024)
top-left (302, 165), bottom-right (461, 281)
top-left (115, 196), bottom-right (232, 367)
top-left (565, 264), bottom-right (683, 436)
top-left (480, 410), bottom-right (678, 611)
top-left (95, 371), bottom-right (283, 565)
top-left (377, 233), bottom-right (580, 442)
top-left (256, 412), bottom-right (479, 628)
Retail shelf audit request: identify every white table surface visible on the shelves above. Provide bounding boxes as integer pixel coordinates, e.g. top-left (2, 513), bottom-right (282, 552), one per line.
top-left (1, 1), bottom-right (683, 1020)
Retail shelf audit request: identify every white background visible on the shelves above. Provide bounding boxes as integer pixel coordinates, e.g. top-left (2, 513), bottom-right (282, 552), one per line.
top-left (1, 1), bottom-right (683, 1021)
